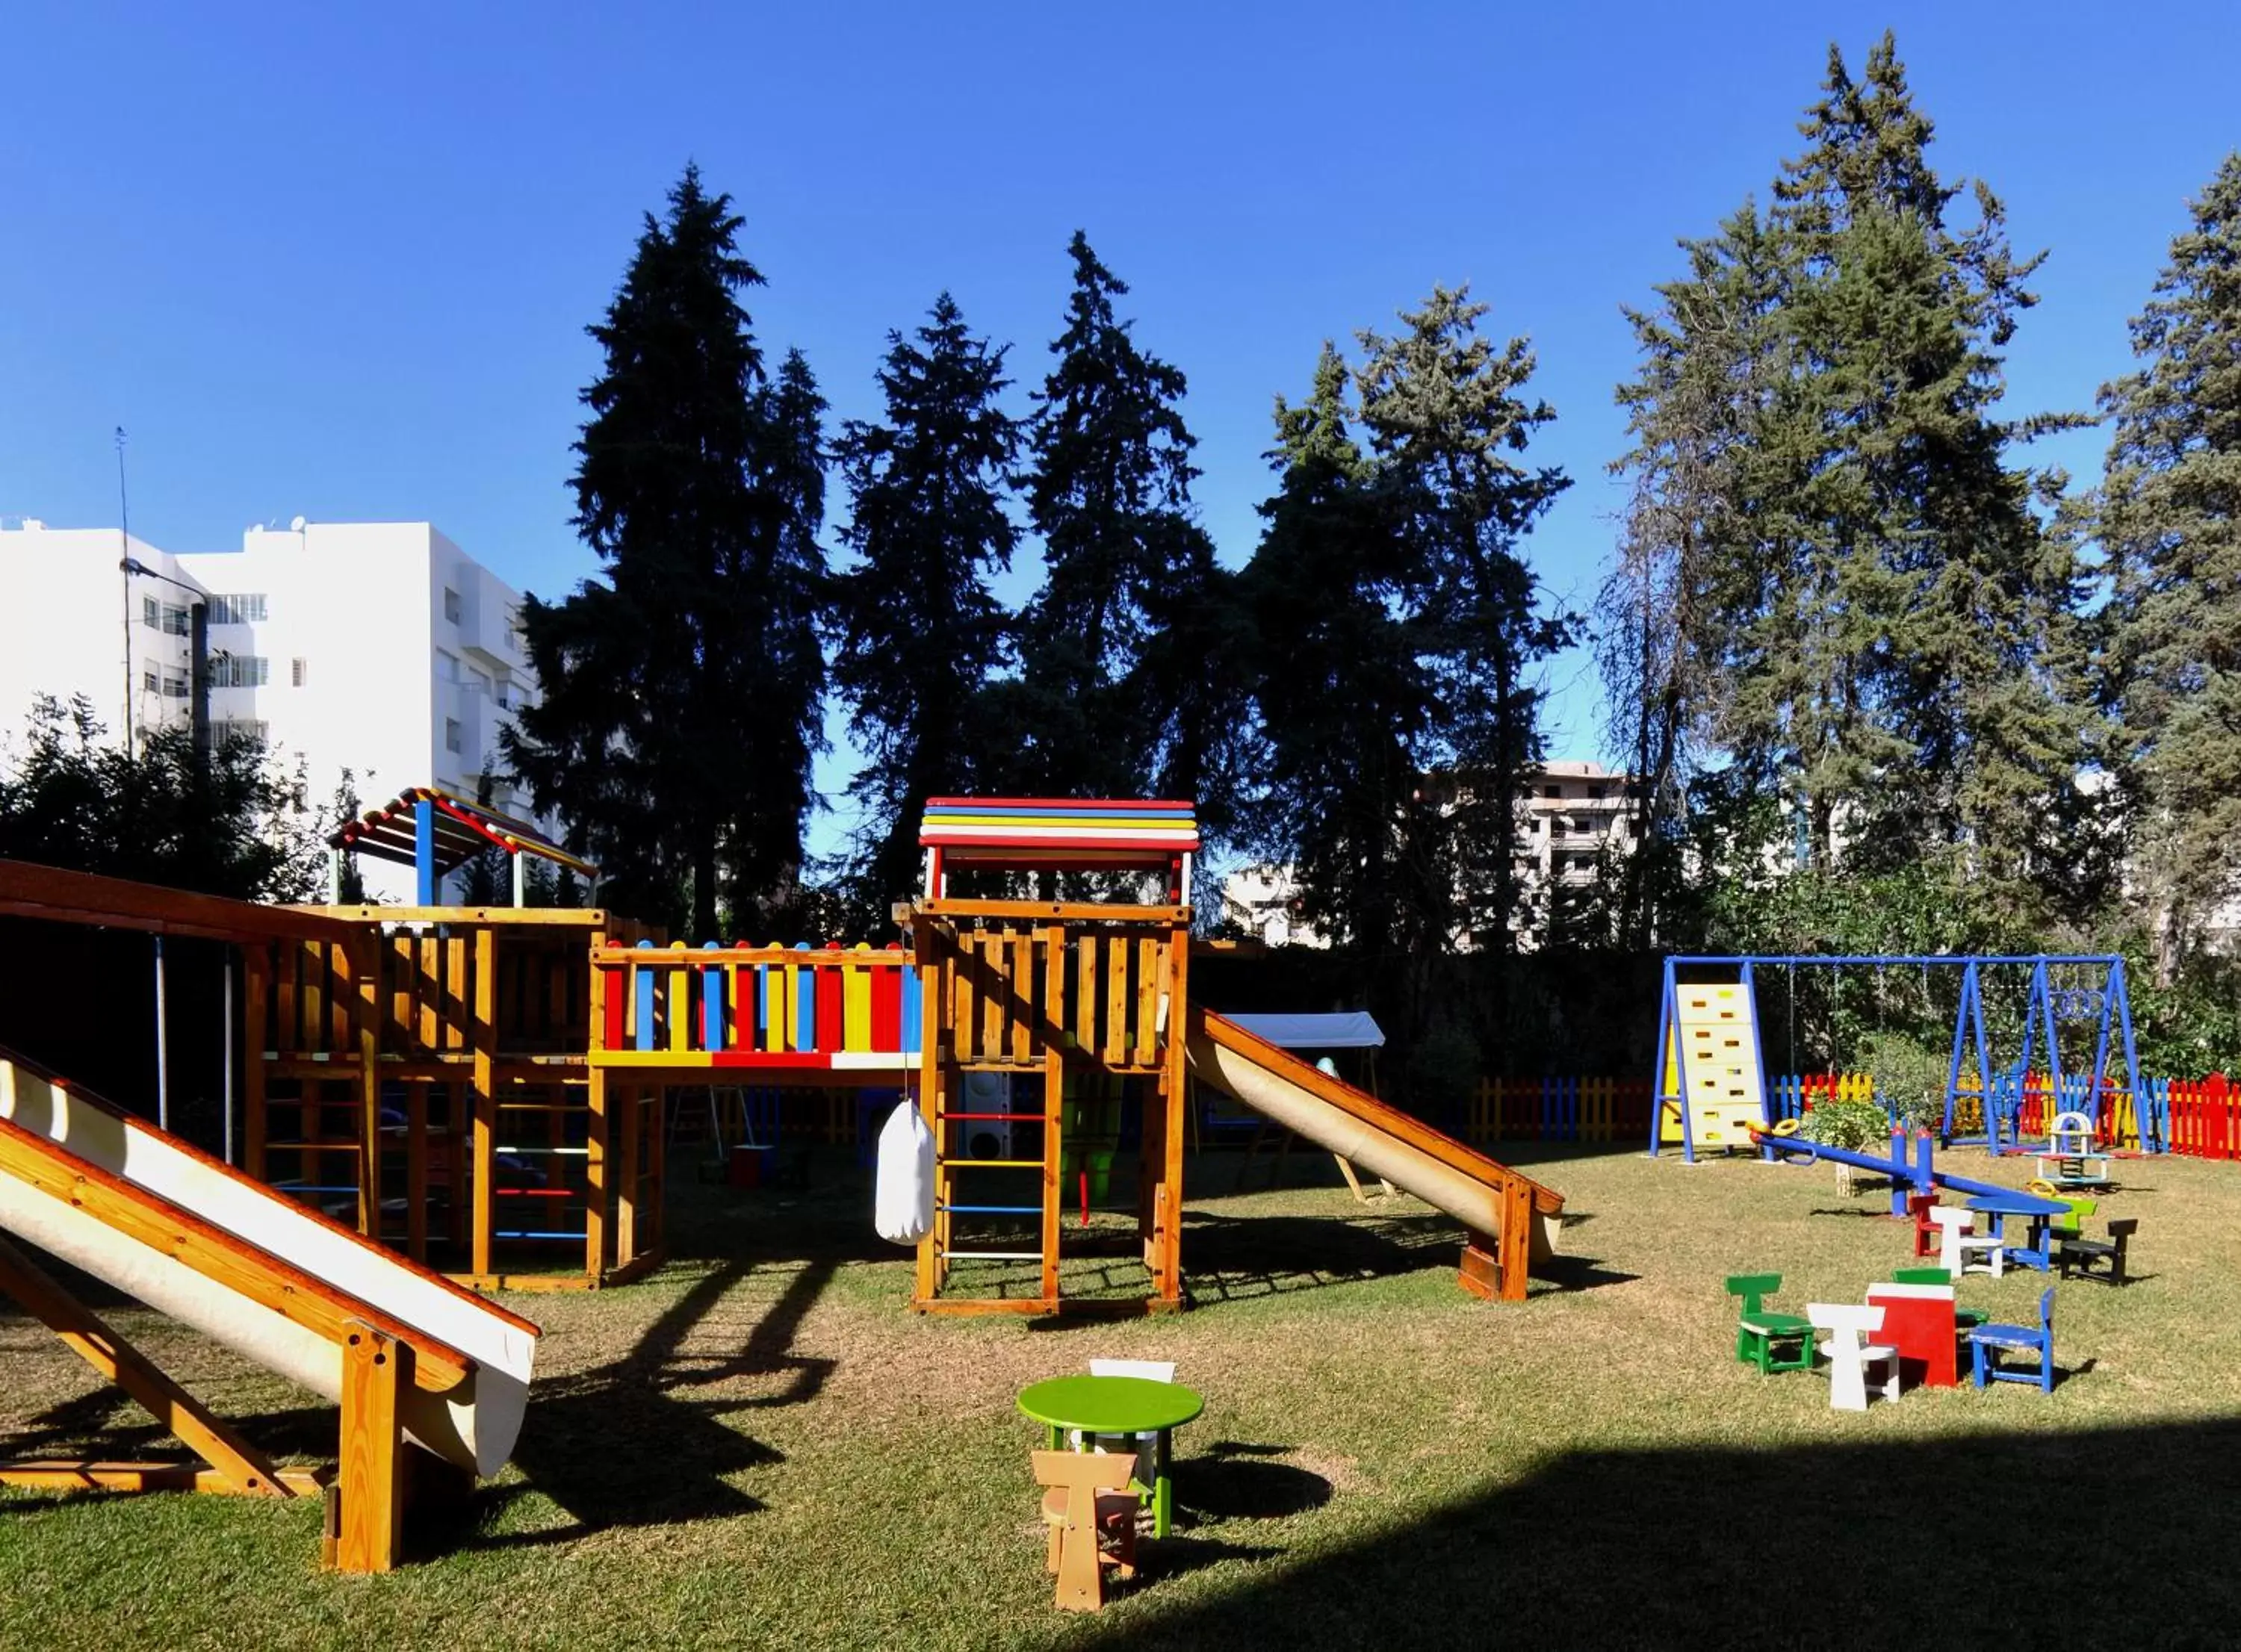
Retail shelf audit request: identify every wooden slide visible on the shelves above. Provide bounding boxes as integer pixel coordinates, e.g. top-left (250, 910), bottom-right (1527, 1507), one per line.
top-left (0, 1043), bottom-right (538, 1568)
top-left (1186, 1009), bottom-right (1565, 1300)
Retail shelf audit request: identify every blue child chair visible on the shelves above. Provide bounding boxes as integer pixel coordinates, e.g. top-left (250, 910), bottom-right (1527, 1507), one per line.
top-left (1968, 1286), bottom-right (2056, 1393)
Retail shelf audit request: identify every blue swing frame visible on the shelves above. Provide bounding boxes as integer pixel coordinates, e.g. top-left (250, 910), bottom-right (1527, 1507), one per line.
top-left (1649, 954), bottom-right (2155, 1162)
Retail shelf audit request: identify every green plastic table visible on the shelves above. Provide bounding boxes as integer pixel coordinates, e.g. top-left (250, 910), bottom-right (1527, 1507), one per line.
top-left (1017, 1376), bottom-right (1203, 1538)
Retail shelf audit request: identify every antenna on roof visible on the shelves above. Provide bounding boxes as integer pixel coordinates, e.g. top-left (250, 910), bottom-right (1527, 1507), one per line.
top-left (116, 426), bottom-right (133, 756)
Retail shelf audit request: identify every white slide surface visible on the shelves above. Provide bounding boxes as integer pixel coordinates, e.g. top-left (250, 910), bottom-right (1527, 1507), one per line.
top-left (1188, 1009), bottom-right (1563, 1256)
top-left (0, 1045), bottom-right (536, 1476)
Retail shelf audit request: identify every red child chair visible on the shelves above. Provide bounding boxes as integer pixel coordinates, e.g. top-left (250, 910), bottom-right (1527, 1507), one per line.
top-left (1909, 1193), bottom-right (1941, 1259)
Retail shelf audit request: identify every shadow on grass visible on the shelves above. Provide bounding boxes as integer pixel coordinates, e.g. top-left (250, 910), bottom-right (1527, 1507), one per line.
top-left (1180, 1211), bottom-right (1458, 1305)
top-left (1080, 1417), bottom-right (2241, 1648)
top-left (461, 1252), bottom-right (849, 1548)
top-left (1173, 1443), bottom-right (1332, 1522)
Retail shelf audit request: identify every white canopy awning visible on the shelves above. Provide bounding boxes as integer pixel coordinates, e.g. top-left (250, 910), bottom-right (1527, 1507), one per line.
top-left (1221, 1011), bottom-right (1385, 1050)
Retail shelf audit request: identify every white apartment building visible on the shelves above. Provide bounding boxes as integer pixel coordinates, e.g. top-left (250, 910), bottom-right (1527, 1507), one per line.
top-left (1221, 760), bottom-right (1640, 950)
top-left (0, 518), bottom-right (542, 901)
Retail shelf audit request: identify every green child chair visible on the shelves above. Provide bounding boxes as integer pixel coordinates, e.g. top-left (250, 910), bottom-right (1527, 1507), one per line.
top-left (1726, 1273), bottom-right (1814, 1373)
top-left (1891, 1265), bottom-right (1989, 1329)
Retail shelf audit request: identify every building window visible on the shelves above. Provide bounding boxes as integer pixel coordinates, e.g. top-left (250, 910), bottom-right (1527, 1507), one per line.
top-left (1543, 784), bottom-right (1560, 799)
top-left (1587, 785), bottom-right (1606, 801)
top-left (210, 655), bottom-right (270, 689)
top-left (141, 668), bottom-right (159, 694)
top-left (436, 649), bottom-right (459, 683)
top-left (143, 598), bottom-right (190, 636)
top-left (142, 596), bottom-right (160, 630)
top-left (208, 594), bottom-right (267, 624)
top-left (291, 657), bottom-right (308, 688)
top-left (444, 718), bottom-right (463, 754)
top-left (161, 671), bottom-right (189, 700)
top-left (443, 587), bottom-right (462, 624)
top-left (212, 718), bottom-right (269, 746)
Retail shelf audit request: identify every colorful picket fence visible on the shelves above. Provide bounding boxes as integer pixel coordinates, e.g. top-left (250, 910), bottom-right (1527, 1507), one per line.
top-left (1467, 1076), bottom-right (1654, 1144)
top-left (1504, 1067), bottom-right (2237, 1160)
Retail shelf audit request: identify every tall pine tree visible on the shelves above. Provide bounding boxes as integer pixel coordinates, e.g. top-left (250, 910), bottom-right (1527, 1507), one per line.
top-left (507, 165), bottom-right (828, 940)
top-left (2098, 152), bottom-right (2241, 977)
top-left (830, 293), bottom-right (1020, 919)
top-left (1243, 344), bottom-right (1425, 955)
top-left (1357, 286), bottom-right (1572, 956)
top-left (1001, 233), bottom-right (1224, 813)
top-left (1608, 34), bottom-right (2086, 912)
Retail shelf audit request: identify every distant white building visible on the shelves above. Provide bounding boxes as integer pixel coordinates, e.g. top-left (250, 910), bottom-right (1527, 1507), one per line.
top-left (0, 517), bottom-right (544, 901)
top-left (1221, 760), bottom-right (1640, 951)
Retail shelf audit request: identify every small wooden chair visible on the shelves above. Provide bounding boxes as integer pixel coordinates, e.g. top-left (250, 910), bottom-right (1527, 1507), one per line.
top-left (1726, 1273), bottom-right (1814, 1373)
top-left (1807, 1302), bottom-right (1901, 1411)
top-left (1907, 1193), bottom-right (1942, 1259)
top-left (2058, 1217), bottom-right (2138, 1285)
top-left (1929, 1205), bottom-right (2004, 1279)
top-left (1033, 1450), bottom-right (1141, 1612)
top-left (1968, 1287), bottom-right (2058, 1393)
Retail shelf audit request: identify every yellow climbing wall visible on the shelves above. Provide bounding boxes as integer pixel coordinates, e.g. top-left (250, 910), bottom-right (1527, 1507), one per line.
top-left (1660, 984), bottom-right (1766, 1150)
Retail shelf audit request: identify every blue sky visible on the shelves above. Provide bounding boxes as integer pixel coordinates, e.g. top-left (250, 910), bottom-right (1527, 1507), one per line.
top-left (5, 1), bottom-right (2237, 851)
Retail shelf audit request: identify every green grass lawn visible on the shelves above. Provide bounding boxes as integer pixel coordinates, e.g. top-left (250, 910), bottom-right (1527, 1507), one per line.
top-left (5, 1141), bottom-right (2240, 1650)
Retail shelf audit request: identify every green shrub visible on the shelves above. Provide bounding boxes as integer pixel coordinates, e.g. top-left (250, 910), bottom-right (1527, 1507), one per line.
top-left (1865, 1031), bottom-right (1950, 1131)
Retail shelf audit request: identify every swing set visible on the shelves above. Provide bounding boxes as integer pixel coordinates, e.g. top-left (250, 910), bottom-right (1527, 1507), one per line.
top-left (1650, 954), bottom-right (2157, 1163)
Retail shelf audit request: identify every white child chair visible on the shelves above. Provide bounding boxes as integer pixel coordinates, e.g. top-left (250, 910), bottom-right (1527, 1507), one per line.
top-left (1928, 1205), bottom-right (2005, 1279)
top-left (1069, 1359), bottom-right (1177, 1495)
top-left (1806, 1303), bottom-right (1902, 1412)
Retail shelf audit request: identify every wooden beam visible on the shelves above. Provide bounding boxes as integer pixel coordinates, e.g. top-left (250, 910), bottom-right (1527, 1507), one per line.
top-left (0, 858), bottom-right (359, 943)
top-left (0, 1460), bottom-right (325, 1496)
top-left (1159, 924), bottom-right (1189, 1303)
top-left (0, 1233), bottom-right (291, 1497)
top-left (406, 1080), bottom-right (429, 1263)
top-left (300, 905), bottom-right (611, 928)
top-left (335, 1320), bottom-right (409, 1574)
top-left (616, 1081), bottom-right (639, 1270)
top-left (471, 925), bottom-right (496, 1279)
top-left (916, 898), bottom-right (1191, 925)
top-left (914, 919), bottom-right (943, 1306)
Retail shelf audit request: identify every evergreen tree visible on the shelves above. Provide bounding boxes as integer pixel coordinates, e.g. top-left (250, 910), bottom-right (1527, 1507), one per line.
top-left (830, 293), bottom-right (1020, 919)
top-left (1611, 34), bottom-right (2085, 907)
top-left (506, 165), bottom-right (828, 940)
top-left (0, 695), bottom-right (323, 901)
top-left (1596, 207), bottom-right (1789, 945)
top-left (1244, 344), bottom-right (1426, 956)
top-left (1003, 233), bottom-right (1215, 807)
top-left (1357, 286), bottom-right (1572, 957)
top-left (2098, 152), bottom-right (2241, 978)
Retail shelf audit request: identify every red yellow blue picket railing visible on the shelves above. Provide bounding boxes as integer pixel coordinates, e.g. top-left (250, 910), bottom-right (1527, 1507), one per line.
top-left (591, 940), bottom-right (920, 1075)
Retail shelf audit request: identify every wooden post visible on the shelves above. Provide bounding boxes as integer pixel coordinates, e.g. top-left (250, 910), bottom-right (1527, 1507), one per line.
top-left (244, 943), bottom-right (268, 1181)
top-left (1496, 1176), bottom-right (1533, 1302)
top-left (355, 934), bottom-right (382, 1243)
top-left (406, 1081), bottom-right (428, 1264)
top-left (586, 934), bottom-right (609, 1281)
top-left (1041, 923), bottom-right (1064, 1304)
top-left (616, 1081), bottom-right (639, 1271)
top-left (913, 919), bottom-right (943, 1306)
top-left (646, 1080), bottom-right (666, 1254)
top-left (471, 925), bottom-right (496, 1281)
top-left (1156, 921), bottom-right (1190, 1303)
top-left (335, 1320), bottom-right (409, 1574)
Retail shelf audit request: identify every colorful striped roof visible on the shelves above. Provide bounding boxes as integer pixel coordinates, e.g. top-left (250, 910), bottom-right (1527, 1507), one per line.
top-left (920, 798), bottom-right (1199, 858)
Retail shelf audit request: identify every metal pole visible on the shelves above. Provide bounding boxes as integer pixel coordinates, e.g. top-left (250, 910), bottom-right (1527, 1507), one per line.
top-left (222, 949), bottom-right (235, 1164)
top-left (153, 934), bottom-right (170, 1133)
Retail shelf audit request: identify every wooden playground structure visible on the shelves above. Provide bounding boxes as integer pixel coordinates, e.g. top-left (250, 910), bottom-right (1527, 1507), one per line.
top-left (0, 792), bottom-right (1566, 1320)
